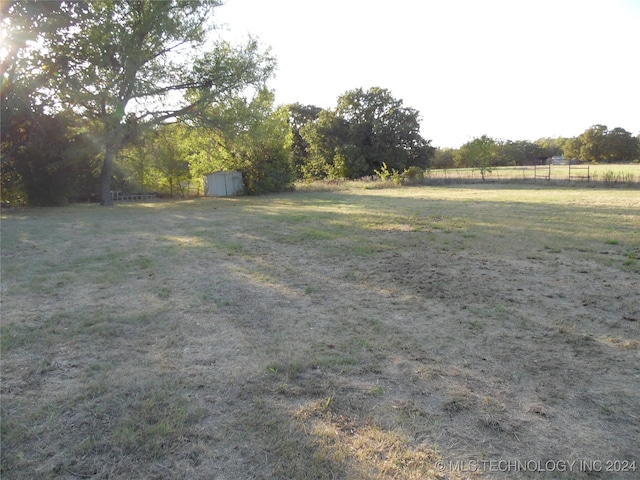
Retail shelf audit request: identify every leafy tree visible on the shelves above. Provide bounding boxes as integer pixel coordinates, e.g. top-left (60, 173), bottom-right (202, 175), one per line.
top-left (564, 125), bottom-right (608, 163)
top-left (432, 148), bottom-right (456, 169)
top-left (238, 106), bottom-right (296, 194)
top-left (335, 87), bottom-right (434, 173)
top-left (299, 87), bottom-right (433, 179)
top-left (299, 109), bottom-right (356, 179)
top-left (457, 135), bottom-right (497, 179)
top-left (148, 125), bottom-right (192, 196)
top-left (1, 1), bottom-right (88, 166)
top-left (179, 127), bottom-right (220, 190)
top-left (187, 89), bottom-right (295, 194)
top-left (220, 100), bottom-right (294, 195)
top-left (1, 113), bottom-right (101, 206)
top-left (494, 140), bottom-right (548, 166)
top-left (5, 0), bottom-right (275, 205)
top-left (605, 127), bottom-right (639, 162)
top-left (116, 127), bottom-right (155, 192)
top-left (534, 137), bottom-right (567, 158)
top-left (286, 103), bottom-right (322, 177)
top-left (565, 125), bottom-right (639, 163)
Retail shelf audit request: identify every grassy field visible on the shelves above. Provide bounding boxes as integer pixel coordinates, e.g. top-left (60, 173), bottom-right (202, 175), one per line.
top-left (1, 183), bottom-right (639, 479)
top-left (422, 163), bottom-right (640, 185)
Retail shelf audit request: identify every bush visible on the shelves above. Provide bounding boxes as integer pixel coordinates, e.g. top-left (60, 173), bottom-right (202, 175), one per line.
top-left (242, 150), bottom-right (296, 195)
top-left (401, 166), bottom-right (424, 184)
top-left (598, 170), bottom-right (637, 187)
top-left (2, 114), bottom-right (101, 206)
top-left (374, 162), bottom-right (394, 181)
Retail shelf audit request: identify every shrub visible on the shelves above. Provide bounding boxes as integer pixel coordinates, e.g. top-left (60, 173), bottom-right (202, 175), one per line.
top-left (374, 162), bottom-right (393, 181)
top-left (401, 166), bottom-right (425, 184)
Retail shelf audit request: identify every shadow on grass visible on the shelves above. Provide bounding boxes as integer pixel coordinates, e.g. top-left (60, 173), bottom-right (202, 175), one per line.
top-left (2, 186), bottom-right (639, 479)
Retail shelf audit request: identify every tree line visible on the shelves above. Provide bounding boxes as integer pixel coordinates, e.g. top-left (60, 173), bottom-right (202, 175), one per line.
top-left (434, 126), bottom-right (639, 173)
top-left (2, 1), bottom-right (639, 206)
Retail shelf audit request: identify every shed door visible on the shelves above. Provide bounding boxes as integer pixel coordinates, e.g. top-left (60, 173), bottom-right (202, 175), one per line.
top-left (213, 174), bottom-right (228, 196)
top-left (224, 174), bottom-right (236, 195)
top-left (231, 172), bottom-right (243, 195)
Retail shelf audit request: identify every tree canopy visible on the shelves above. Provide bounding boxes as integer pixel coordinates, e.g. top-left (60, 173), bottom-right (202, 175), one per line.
top-left (297, 87), bottom-right (434, 179)
top-left (2, 0), bottom-right (275, 204)
top-left (564, 125), bottom-right (639, 163)
top-left (2, 3), bottom-right (638, 206)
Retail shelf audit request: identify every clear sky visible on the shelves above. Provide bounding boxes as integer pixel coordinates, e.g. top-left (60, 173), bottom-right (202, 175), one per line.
top-left (213, 0), bottom-right (640, 148)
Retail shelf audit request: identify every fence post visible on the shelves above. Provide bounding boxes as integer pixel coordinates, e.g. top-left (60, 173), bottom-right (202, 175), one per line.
top-left (534, 163), bottom-right (551, 181)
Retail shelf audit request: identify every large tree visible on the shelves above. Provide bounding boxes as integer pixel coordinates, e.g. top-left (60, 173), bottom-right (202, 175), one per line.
top-left (456, 135), bottom-right (497, 179)
top-left (0, 112), bottom-right (102, 205)
top-left (495, 140), bottom-right (548, 166)
top-left (604, 127), bottom-right (639, 162)
top-left (565, 125), bottom-right (639, 163)
top-left (3, 0), bottom-right (275, 205)
top-left (534, 137), bottom-right (567, 159)
top-left (335, 87), bottom-right (434, 173)
top-left (299, 87), bottom-right (434, 179)
top-left (1, 1), bottom-right (85, 167)
top-left (286, 103), bottom-right (322, 177)
top-left (184, 88), bottom-right (295, 194)
top-left (299, 109), bottom-right (357, 179)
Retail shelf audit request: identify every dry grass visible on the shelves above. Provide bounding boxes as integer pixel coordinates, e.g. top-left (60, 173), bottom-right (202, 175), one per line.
top-left (418, 164), bottom-right (640, 185)
top-left (2, 183), bottom-right (639, 479)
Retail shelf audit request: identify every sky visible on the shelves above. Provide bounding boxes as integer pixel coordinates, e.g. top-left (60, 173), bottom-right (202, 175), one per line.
top-left (213, 0), bottom-right (640, 148)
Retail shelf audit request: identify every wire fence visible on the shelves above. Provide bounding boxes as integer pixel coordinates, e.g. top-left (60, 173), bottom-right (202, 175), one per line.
top-left (421, 165), bottom-right (639, 186)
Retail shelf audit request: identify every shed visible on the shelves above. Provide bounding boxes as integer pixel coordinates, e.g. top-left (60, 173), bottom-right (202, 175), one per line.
top-left (203, 171), bottom-right (244, 197)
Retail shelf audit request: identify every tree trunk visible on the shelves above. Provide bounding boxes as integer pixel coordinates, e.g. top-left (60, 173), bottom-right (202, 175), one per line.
top-left (100, 145), bottom-right (115, 206)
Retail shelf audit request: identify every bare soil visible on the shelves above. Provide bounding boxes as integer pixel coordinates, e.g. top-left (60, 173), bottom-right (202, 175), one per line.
top-left (1, 184), bottom-right (639, 479)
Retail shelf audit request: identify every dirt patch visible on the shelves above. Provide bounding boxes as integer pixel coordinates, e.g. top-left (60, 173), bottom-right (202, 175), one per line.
top-left (2, 186), bottom-right (639, 479)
